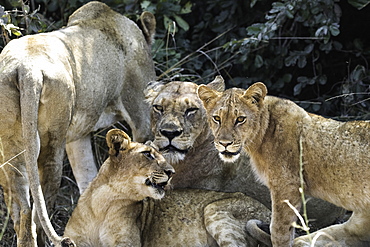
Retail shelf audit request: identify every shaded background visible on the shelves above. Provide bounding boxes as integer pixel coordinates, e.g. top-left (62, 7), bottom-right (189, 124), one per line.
top-left (1, 0), bottom-right (369, 246)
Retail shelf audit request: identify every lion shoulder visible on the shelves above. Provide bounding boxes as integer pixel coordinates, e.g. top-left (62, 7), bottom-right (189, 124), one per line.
top-left (67, 1), bottom-right (155, 48)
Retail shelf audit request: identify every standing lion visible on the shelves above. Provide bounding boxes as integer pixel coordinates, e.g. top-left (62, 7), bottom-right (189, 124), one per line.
top-left (198, 78), bottom-right (370, 246)
top-left (0, 2), bottom-right (156, 246)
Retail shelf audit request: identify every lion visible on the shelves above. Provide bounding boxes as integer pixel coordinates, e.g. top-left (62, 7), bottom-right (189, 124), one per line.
top-left (0, 2), bottom-right (155, 246)
top-left (197, 78), bottom-right (370, 246)
top-left (63, 129), bottom-right (272, 247)
top-left (144, 77), bottom-right (345, 232)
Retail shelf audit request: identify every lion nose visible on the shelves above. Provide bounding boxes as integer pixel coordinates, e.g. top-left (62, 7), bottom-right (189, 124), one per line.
top-left (165, 168), bottom-right (175, 177)
top-left (219, 140), bottom-right (233, 147)
top-left (160, 129), bottom-right (183, 141)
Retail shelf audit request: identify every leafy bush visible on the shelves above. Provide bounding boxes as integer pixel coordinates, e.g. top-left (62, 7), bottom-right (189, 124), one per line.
top-left (1, 0), bottom-right (369, 119)
top-left (221, 0), bottom-right (370, 118)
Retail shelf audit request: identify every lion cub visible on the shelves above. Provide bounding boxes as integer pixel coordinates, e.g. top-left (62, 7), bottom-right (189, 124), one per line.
top-left (198, 79), bottom-right (370, 247)
top-left (64, 129), bottom-right (271, 247)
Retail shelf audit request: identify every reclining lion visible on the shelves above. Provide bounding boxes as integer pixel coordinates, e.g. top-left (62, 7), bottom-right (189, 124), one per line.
top-left (64, 129), bottom-right (272, 247)
top-left (0, 2), bottom-right (155, 246)
top-left (144, 76), bottom-right (345, 232)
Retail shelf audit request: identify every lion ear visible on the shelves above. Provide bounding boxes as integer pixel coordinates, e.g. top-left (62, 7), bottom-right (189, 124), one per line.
top-left (144, 81), bottom-right (165, 104)
top-left (106, 129), bottom-right (131, 159)
top-left (145, 140), bottom-right (159, 151)
top-left (139, 11), bottom-right (156, 46)
top-left (242, 82), bottom-right (267, 106)
top-left (207, 75), bottom-right (225, 92)
top-left (197, 84), bottom-right (220, 106)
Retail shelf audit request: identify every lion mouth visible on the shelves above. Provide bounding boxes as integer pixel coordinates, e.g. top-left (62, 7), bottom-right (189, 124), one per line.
top-left (220, 150), bottom-right (241, 163)
top-left (221, 150), bottom-right (240, 157)
top-left (160, 145), bottom-right (188, 154)
top-left (145, 178), bottom-right (168, 194)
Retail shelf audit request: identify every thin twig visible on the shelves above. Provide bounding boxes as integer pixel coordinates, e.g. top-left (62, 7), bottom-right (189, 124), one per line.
top-left (299, 136), bottom-right (311, 237)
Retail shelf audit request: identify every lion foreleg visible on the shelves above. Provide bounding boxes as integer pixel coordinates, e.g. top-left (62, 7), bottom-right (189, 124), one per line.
top-left (66, 135), bottom-right (98, 194)
top-left (204, 195), bottom-right (270, 247)
top-left (270, 187), bottom-right (301, 247)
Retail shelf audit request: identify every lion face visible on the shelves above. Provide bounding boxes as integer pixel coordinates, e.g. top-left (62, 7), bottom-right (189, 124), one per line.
top-left (146, 81), bottom-right (208, 164)
top-left (106, 129), bottom-right (175, 200)
top-left (198, 82), bottom-right (267, 163)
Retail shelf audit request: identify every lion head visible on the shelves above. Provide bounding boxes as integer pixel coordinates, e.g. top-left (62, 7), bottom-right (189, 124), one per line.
top-left (197, 80), bottom-right (267, 163)
top-left (145, 76), bottom-right (225, 164)
top-left (105, 129), bottom-right (175, 200)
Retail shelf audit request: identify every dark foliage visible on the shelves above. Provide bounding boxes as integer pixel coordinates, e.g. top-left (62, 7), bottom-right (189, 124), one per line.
top-left (0, 0), bottom-right (370, 245)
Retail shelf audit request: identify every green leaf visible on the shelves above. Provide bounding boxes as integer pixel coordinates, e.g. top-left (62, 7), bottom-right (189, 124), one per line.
top-left (351, 65), bottom-right (366, 82)
top-left (254, 55), bottom-right (264, 68)
top-left (312, 104), bottom-right (321, 112)
top-left (282, 73), bottom-right (292, 83)
top-left (174, 15), bottom-right (189, 31)
top-left (180, 2), bottom-right (192, 14)
top-left (163, 15), bottom-right (173, 31)
top-left (5, 23), bottom-right (20, 36)
top-left (297, 56), bottom-right (307, 68)
top-left (285, 54), bottom-right (298, 67)
top-left (348, 0), bottom-right (370, 9)
top-left (297, 76), bottom-right (308, 84)
top-left (250, 0), bottom-right (258, 8)
top-left (315, 26), bottom-right (328, 37)
top-left (11, 29), bottom-right (22, 36)
top-left (141, 1), bottom-right (152, 9)
top-left (286, 9), bottom-right (294, 19)
top-left (318, 75), bottom-right (327, 85)
top-left (293, 83), bottom-right (302, 96)
top-left (329, 24), bottom-right (340, 36)
top-left (247, 23), bottom-right (264, 35)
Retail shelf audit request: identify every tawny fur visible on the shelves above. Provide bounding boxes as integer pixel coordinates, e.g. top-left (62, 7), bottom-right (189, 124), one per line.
top-left (198, 79), bottom-right (370, 247)
top-left (0, 2), bottom-right (155, 246)
top-left (145, 77), bottom-right (344, 231)
top-left (64, 129), bottom-right (272, 247)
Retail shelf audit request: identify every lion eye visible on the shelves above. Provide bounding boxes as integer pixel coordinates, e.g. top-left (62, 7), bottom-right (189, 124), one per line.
top-left (213, 115), bottom-right (221, 124)
top-left (142, 150), bottom-right (155, 160)
top-left (185, 108), bottom-right (198, 117)
top-left (235, 116), bottom-right (246, 125)
top-left (153, 105), bottom-right (163, 113)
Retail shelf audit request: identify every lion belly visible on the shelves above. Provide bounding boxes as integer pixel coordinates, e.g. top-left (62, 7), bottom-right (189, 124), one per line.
top-left (302, 117), bottom-right (370, 211)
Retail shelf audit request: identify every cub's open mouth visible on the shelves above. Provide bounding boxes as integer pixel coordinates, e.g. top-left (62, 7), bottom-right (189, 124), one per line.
top-left (160, 145), bottom-right (188, 154)
top-left (145, 179), bottom-right (168, 191)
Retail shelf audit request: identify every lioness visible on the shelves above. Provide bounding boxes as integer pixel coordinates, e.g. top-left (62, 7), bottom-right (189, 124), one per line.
top-left (145, 77), bottom-right (345, 231)
top-left (64, 129), bottom-right (272, 247)
top-left (0, 2), bottom-right (155, 246)
top-left (198, 79), bottom-right (370, 246)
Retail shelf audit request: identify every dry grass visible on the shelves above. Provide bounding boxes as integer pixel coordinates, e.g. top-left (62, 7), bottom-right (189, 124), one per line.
top-left (0, 123), bottom-right (128, 246)
top-left (0, 158), bottom-right (80, 247)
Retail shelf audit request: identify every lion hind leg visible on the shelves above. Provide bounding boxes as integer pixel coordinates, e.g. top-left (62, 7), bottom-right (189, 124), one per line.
top-left (204, 194), bottom-right (271, 247)
top-left (1, 172), bottom-right (37, 247)
top-left (293, 211), bottom-right (370, 247)
top-left (66, 135), bottom-right (98, 194)
top-left (0, 146), bottom-right (37, 247)
top-left (34, 141), bottom-right (66, 246)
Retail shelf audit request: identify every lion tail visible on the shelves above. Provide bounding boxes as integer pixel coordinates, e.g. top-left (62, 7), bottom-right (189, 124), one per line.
top-left (246, 219), bottom-right (272, 247)
top-left (18, 66), bottom-right (75, 247)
